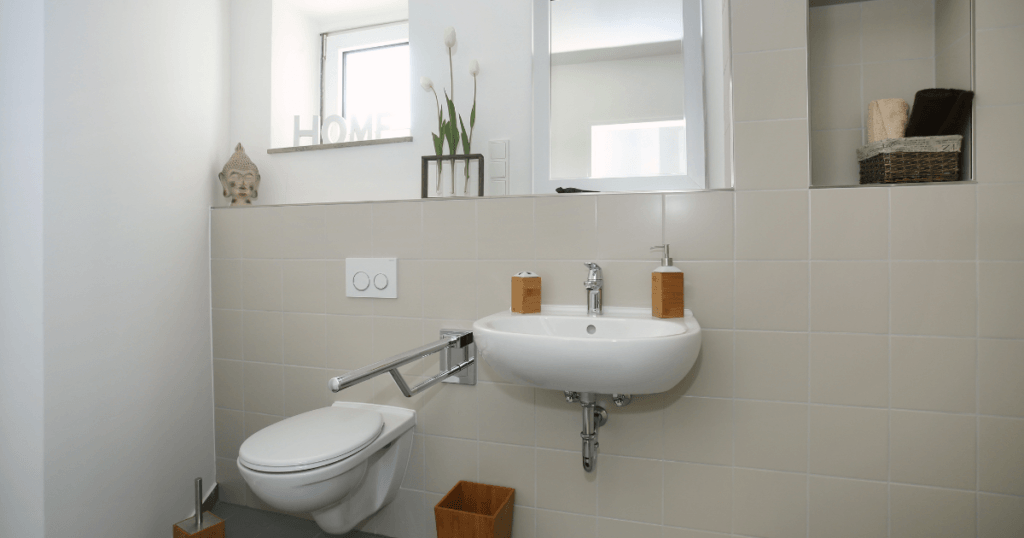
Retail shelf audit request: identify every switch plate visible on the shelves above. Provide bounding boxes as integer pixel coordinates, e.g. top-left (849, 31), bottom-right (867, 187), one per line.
top-left (345, 258), bottom-right (397, 298)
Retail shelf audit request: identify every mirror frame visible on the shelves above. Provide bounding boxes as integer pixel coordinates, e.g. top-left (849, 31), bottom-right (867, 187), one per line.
top-left (531, 0), bottom-right (709, 194)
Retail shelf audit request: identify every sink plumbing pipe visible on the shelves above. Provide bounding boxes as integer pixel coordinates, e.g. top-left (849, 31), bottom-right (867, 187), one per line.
top-left (565, 391), bottom-right (608, 472)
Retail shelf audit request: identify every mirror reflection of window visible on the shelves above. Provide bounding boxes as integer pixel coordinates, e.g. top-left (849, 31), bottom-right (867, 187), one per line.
top-left (550, 0), bottom-right (685, 181)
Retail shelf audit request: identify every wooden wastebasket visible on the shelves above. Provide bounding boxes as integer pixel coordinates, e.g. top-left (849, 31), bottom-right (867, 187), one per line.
top-left (434, 481), bottom-right (515, 538)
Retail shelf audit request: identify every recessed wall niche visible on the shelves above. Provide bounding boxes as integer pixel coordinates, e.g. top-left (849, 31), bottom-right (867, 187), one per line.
top-left (808, 0), bottom-right (973, 187)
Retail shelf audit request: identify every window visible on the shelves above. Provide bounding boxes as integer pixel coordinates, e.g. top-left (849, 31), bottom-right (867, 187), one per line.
top-left (321, 23), bottom-right (411, 143)
top-left (591, 119), bottom-right (687, 178)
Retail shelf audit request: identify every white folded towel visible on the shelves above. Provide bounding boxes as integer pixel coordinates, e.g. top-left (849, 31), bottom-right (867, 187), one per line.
top-left (867, 98), bottom-right (910, 143)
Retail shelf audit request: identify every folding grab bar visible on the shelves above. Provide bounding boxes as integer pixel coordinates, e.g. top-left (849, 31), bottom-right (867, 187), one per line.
top-left (328, 330), bottom-right (476, 397)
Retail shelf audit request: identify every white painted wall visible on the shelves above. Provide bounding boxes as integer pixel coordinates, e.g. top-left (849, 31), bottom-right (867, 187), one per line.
top-left (40, 0), bottom-right (228, 536)
top-left (270, 1), bottom-right (320, 148)
top-left (0, 1), bottom-right (46, 536)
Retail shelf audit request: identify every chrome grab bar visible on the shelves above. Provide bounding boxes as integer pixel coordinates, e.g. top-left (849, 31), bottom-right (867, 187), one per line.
top-left (328, 330), bottom-right (475, 397)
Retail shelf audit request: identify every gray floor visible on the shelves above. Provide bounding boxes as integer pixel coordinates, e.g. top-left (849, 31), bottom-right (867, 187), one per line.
top-left (212, 502), bottom-right (392, 538)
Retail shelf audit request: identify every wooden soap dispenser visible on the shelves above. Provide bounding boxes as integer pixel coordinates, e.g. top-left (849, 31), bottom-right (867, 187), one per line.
top-left (651, 244), bottom-right (684, 318)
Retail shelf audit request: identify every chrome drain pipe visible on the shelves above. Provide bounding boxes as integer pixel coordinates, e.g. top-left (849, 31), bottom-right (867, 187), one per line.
top-left (570, 392), bottom-right (608, 472)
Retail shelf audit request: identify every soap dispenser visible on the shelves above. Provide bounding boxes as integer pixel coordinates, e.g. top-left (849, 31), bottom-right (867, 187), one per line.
top-left (651, 244), bottom-right (684, 318)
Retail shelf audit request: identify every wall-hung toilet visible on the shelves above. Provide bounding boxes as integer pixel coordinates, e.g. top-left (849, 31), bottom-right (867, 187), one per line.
top-left (236, 401), bottom-right (415, 535)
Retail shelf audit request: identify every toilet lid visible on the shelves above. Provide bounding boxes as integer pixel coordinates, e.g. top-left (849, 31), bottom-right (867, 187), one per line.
top-left (238, 406), bottom-right (384, 473)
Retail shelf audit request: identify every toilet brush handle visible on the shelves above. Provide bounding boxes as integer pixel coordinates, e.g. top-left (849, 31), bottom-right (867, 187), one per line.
top-left (194, 477), bottom-right (203, 528)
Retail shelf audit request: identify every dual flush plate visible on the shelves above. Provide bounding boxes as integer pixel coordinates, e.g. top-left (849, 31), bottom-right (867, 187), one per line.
top-left (345, 258), bottom-right (397, 299)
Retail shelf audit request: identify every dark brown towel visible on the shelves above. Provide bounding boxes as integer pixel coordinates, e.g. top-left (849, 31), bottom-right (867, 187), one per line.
top-left (905, 88), bottom-right (975, 137)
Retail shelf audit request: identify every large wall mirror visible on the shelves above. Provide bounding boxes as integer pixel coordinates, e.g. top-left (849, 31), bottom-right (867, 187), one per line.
top-left (533, 0), bottom-right (727, 194)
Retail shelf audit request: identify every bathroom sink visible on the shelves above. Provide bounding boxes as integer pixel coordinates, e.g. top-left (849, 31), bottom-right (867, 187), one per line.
top-left (472, 305), bottom-right (701, 394)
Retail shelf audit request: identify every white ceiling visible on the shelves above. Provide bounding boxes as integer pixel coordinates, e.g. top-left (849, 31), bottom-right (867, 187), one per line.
top-left (551, 0), bottom-right (683, 53)
top-left (279, 0), bottom-right (408, 32)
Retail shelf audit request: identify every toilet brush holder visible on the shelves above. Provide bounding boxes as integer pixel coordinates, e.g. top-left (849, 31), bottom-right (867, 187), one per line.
top-left (173, 478), bottom-right (225, 538)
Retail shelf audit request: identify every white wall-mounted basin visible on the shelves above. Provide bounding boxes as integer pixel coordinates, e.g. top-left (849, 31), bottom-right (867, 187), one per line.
top-left (472, 305), bottom-right (701, 394)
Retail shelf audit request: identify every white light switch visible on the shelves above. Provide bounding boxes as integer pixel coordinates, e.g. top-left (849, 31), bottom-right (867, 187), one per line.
top-left (346, 258), bottom-right (397, 298)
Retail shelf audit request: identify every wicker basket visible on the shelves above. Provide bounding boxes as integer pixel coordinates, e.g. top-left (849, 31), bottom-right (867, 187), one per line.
top-left (858, 135), bottom-right (962, 184)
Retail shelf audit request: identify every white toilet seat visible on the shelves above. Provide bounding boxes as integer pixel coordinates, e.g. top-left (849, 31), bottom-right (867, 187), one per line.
top-left (238, 406), bottom-right (385, 473)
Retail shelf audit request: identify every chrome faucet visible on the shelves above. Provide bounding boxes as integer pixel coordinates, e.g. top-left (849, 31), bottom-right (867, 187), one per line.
top-left (583, 262), bottom-right (603, 316)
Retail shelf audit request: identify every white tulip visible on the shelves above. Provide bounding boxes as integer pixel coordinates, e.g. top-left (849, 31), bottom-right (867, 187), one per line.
top-left (420, 76), bottom-right (434, 92)
top-left (469, 59), bottom-right (479, 77)
top-left (444, 27), bottom-right (457, 49)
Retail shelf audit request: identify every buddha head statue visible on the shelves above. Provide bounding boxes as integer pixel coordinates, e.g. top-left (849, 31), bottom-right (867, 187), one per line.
top-left (218, 143), bottom-right (261, 205)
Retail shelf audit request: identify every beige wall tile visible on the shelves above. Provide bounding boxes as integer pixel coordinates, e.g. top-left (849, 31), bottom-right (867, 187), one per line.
top-left (424, 436), bottom-right (478, 494)
top-left (890, 484), bottom-right (976, 538)
top-left (979, 262), bottom-right (1024, 338)
top-left (976, 105), bottom-right (1024, 184)
top-left (733, 468), bottom-right (807, 538)
top-left (663, 397), bottom-right (733, 465)
top-left (325, 260), bottom-right (374, 316)
top-left (242, 259), bottom-right (282, 311)
top-left (421, 260), bottom-right (476, 319)
top-left (244, 412), bottom-right (282, 438)
top-left (736, 191), bottom-right (808, 260)
top-left (599, 261), bottom-right (659, 308)
top-left (809, 2), bottom-right (861, 67)
top-left (977, 0), bottom-right (1024, 29)
top-left (664, 191), bottom-right (734, 261)
top-left (596, 194), bottom-right (662, 260)
top-left (212, 259), bottom-right (242, 309)
top-left (243, 311), bottom-right (282, 364)
top-left (213, 358), bottom-right (243, 410)
top-left (735, 331), bottom-right (808, 402)
top-left (535, 509), bottom-right (596, 538)
top-left (811, 129), bottom-right (863, 187)
top-left (211, 208), bottom-right (245, 259)
top-left (476, 260), bottom-right (522, 318)
top-left (535, 388), bottom-right (582, 451)
top-left (734, 400), bottom-right (808, 472)
top-left (863, 59), bottom-right (935, 115)
top-left (674, 262), bottom-right (734, 330)
top-left (976, 26), bottom-right (1024, 106)
top-left (661, 529), bottom-right (732, 538)
top-left (371, 488), bottom-right (425, 538)
top-left (325, 315), bottom-right (373, 371)
top-left (419, 379), bottom-right (477, 440)
top-left (532, 260), bottom-right (587, 308)
top-left (891, 185), bottom-right (976, 260)
top-left (677, 329), bottom-right (733, 398)
top-left (282, 313), bottom-right (325, 368)
top-left (736, 262), bottom-right (809, 331)
top-left (979, 339), bottom-right (1024, 418)
top-left (423, 200), bottom-right (477, 260)
top-left (598, 397), bottom-right (665, 459)
top-left (596, 519), bottom-right (661, 538)
top-left (536, 449), bottom-right (598, 515)
top-left (476, 197), bottom-right (535, 260)
top-left (373, 317), bottom-right (426, 375)
top-left (212, 309), bottom-right (242, 360)
top-left (980, 184), bottom-right (1024, 259)
top-left (811, 187), bottom-right (889, 260)
top-left (810, 333), bottom-right (888, 407)
top-left (734, 120), bottom-right (810, 191)
top-left (891, 336), bottom-right (976, 413)
top-left (371, 202), bottom-right (423, 259)
top-left (282, 261), bottom-right (325, 313)
top-left (535, 196), bottom-right (597, 260)
top-left (597, 455), bottom-right (663, 523)
top-left (810, 262), bottom-right (889, 333)
top-left (479, 443), bottom-right (536, 507)
top-left (861, 0), bottom-right (935, 62)
top-left (733, 49), bottom-right (809, 122)
top-left (372, 259), bottom-right (423, 318)
top-left (809, 406), bottom-right (888, 480)
top-left (810, 65), bottom-right (862, 131)
top-left (890, 410), bottom-right (976, 489)
top-left (242, 206), bottom-right (325, 260)
top-left (935, 0), bottom-right (971, 53)
top-left (283, 365), bottom-right (330, 417)
top-left (891, 262), bottom-right (976, 337)
top-left (809, 476), bottom-right (888, 538)
top-left (215, 408), bottom-right (244, 459)
top-left (979, 493), bottom-right (1024, 538)
top-left (476, 382), bottom-right (534, 446)
top-left (732, 0), bottom-right (806, 53)
top-left (243, 362), bottom-right (283, 416)
top-left (324, 203), bottom-right (372, 259)
top-left (216, 457), bottom-right (246, 505)
top-left (979, 416), bottom-right (1024, 496)
top-left (663, 462), bottom-right (731, 532)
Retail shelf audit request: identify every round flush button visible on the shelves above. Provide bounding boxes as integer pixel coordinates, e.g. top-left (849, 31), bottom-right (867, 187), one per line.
top-left (352, 271), bottom-right (371, 291)
top-left (373, 273), bottom-right (389, 290)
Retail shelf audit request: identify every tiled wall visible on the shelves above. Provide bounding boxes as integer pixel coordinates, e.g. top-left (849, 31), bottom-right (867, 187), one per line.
top-left (211, 1), bottom-right (1024, 537)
